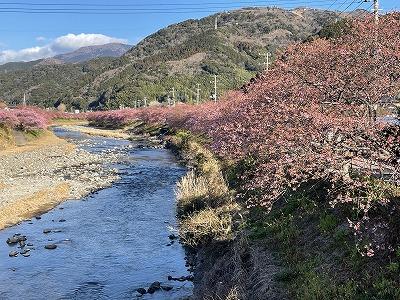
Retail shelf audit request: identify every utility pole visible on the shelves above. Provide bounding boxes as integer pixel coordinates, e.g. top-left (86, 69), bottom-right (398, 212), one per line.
top-left (171, 87), bottom-right (176, 106)
top-left (144, 97), bottom-right (147, 107)
top-left (211, 75), bottom-right (217, 102)
top-left (196, 84), bottom-right (200, 104)
top-left (214, 16), bottom-right (218, 30)
top-left (373, 0), bottom-right (379, 24)
top-left (260, 52), bottom-right (272, 71)
top-left (22, 93), bottom-right (26, 106)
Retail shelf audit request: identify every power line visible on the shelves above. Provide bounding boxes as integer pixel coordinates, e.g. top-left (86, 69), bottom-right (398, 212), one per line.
top-left (0, 0), bottom-right (338, 7)
top-left (337, 0), bottom-right (360, 17)
top-left (352, 0), bottom-right (369, 12)
top-left (327, 0), bottom-right (340, 10)
top-left (0, 0), bottom-right (361, 14)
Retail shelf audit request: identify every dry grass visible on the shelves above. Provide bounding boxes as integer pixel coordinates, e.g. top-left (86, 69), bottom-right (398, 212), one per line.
top-left (225, 287), bottom-right (240, 300)
top-left (174, 134), bottom-right (239, 246)
top-left (0, 183), bottom-right (70, 230)
top-left (176, 169), bottom-right (229, 216)
top-left (0, 126), bottom-right (14, 150)
top-left (179, 204), bottom-right (240, 247)
top-left (176, 140), bottom-right (229, 215)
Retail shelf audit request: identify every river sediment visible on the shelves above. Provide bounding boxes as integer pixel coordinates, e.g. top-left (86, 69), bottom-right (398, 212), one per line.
top-left (0, 129), bottom-right (121, 230)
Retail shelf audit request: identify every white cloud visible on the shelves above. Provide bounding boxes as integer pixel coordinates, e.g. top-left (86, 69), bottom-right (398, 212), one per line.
top-left (0, 33), bottom-right (128, 64)
top-left (52, 33), bottom-right (127, 51)
top-left (0, 46), bottom-right (54, 64)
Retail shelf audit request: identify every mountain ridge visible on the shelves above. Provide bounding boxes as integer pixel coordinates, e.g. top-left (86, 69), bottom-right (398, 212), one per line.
top-left (0, 7), bottom-right (356, 109)
top-left (0, 43), bottom-right (132, 72)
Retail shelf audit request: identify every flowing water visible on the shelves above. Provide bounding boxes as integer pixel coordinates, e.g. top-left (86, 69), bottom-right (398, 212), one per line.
top-left (0, 128), bottom-right (192, 300)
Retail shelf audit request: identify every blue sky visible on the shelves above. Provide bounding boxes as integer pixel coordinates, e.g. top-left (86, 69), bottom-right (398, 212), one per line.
top-left (0, 0), bottom-right (398, 63)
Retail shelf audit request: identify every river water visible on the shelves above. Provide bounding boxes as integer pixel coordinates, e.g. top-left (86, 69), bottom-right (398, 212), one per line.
top-left (0, 128), bottom-right (193, 299)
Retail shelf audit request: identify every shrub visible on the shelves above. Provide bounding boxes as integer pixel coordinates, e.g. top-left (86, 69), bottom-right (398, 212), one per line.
top-left (0, 110), bottom-right (19, 128)
top-left (13, 109), bottom-right (47, 130)
top-left (0, 108), bottom-right (47, 130)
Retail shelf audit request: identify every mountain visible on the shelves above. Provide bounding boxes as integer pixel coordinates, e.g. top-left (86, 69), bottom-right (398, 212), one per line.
top-left (52, 43), bottom-right (132, 64)
top-left (0, 7), bottom-right (343, 109)
top-left (0, 43), bottom-right (131, 73)
top-left (0, 59), bottom-right (43, 73)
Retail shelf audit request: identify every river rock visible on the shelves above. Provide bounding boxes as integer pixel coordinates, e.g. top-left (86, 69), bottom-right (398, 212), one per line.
top-left (161, 285), bottom-right (173, 291)
top-left (168, 234), bottom-right (177, 240)
top-left (35, 216), bottom-right (42, 220)
top-left (136, 288), bottom-right (147, 295)
top-left (59, 219), bottom-right (66, 223)
top-left (6, 237), bottom-right (19, 245)
top-left (185, 275), bottom-right (194, 282)
top-left (44, 244), bottom-right (57, 250)
top-left (27, 243), bottom-right (34, 247)
top-left (167, 275), bottom-right (194, 282)
top-left (43, 229), bottom-right (52, 234)
top-left (20, 249), bottom-right (30, 255)
top-left (18, 235), bottom-right (27, 242)
top-left (9, 251), bottom-right (18, 257)
top-left (7, 235), bottom-right (26, 245)
top-left (147, 281), bottom-right (161, 294)
top-left (22, 252), bottom-right (30, 257)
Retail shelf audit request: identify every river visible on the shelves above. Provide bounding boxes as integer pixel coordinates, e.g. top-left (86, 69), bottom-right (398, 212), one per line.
top-left (0, 128), bottom-right (193, 299)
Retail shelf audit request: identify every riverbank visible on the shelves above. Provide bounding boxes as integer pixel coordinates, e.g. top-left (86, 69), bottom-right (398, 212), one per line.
top-left (163, 130), bottom-right (288, 300)
top-left (59, 124), bottom-right (131, 139)
top-left (0, 128), bottom-right (121, 230)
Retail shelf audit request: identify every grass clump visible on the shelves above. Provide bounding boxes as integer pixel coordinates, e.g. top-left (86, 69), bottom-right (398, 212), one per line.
top-left (319, 213), bottom-right (338, 233)
top-left (176, 170), bottom-right (229, 216)
top-left (179, 205), bottom-right (238, 247)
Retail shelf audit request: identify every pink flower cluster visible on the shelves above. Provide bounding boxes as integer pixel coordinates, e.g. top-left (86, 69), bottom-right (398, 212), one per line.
top-left (0, 108), bottom-right (48, 130)
top-left (88, 14), bottom-right (400, 214)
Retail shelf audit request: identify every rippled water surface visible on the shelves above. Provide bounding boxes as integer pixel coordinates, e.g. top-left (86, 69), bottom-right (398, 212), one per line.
top-left (0, 128), bottom-right (192, 299)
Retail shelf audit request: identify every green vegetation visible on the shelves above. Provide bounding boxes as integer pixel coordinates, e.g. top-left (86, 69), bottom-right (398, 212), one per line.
top-left (318, 19), bottom-right (352, 39)
top-left (247, 188), bottom-right (400, 300)
top-left (0, 7), bottom-right (338, 110)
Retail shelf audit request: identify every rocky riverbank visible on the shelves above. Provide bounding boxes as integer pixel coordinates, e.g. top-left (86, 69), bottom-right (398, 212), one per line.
top-left (0, 129), bottom-right (122, 230)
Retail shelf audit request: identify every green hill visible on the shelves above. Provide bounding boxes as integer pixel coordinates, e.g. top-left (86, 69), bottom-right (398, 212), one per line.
top-left (0, 7), bottom-right (340, 110)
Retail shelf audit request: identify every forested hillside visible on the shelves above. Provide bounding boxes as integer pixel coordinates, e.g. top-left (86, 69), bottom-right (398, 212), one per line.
top-left (0, 7), bottom-right (340, 109)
